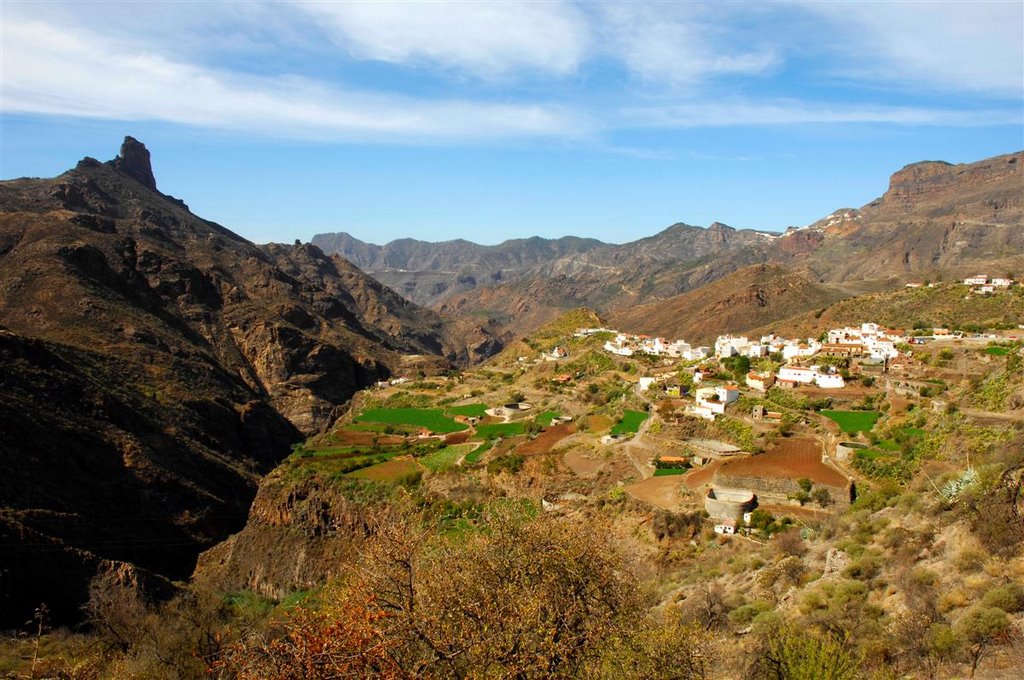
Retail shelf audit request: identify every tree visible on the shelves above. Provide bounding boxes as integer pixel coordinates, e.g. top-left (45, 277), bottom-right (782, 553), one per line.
top-left (811, 488), bottom-right (833, 507)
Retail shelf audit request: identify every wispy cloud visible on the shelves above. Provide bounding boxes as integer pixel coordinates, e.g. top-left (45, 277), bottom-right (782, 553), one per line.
top-left (293, 0), bottom-right (591, 79)
top-left (1, 1), bottom-right (1019, 146)
top-left (625, 100), bottom-right (1022, 128)
top-left (799, 1), bottom-right (1024, 97)
top-left (596, 3), bottom-right (779, 87)
top-left (0, 17), bottom-right (589, 142)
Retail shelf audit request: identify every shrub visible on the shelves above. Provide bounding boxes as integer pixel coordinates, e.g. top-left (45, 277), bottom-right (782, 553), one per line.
top-left (981, 583), bottom-right (1024, 613)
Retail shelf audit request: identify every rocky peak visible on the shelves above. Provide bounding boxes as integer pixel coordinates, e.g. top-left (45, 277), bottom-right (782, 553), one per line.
top-left (708, 221), bottom-right (735, 231)
top-left (110, 136), bottom-right (157, 191)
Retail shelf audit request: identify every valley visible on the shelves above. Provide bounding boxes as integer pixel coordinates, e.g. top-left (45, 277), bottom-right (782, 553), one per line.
top-left (1, 142), bottom-right (1022, 679)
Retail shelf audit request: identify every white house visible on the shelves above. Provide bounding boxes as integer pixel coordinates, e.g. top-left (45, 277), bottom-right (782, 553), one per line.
top-left (695, 384), bottom-right (740, 415)
top-left (778, 365), bottom-right (816, 384)
top-left (992, 278), bottom-right (1014, 288)
top-left (638, 377), bottom-right (657, 392)
top-left (782, 340), bottom-right (822, 361)
top-left (813, 371), bottom-right (846, 389)
top-left (978, 285), bottom-right (995, 294)
top-left (603, 340), bottom-right (634, 356)
top-left (963, 275), bottom-right (988, 286)
top-left (687, 404), bottom-right (717, 421)
top-left (683, 346), bottom-right (711, 361)
top-left (715, 335), bottom-right (751, 358)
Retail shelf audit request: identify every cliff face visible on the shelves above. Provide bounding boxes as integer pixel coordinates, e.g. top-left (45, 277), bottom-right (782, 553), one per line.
top-left (191, 473), bottom-right (380, 601)
top-left (0, 138), bottom-right (469, 625)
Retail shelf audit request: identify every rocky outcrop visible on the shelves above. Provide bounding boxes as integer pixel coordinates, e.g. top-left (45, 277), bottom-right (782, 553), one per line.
top-left (192, 474), bottom-right (381, 600)
top-left (110, 135), bottom-right (157, 191)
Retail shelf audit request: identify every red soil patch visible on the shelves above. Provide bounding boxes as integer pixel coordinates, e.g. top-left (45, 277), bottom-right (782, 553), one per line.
top-left (515, 424), bottom-right (575, 455)
top-left (444, 432), bottom-right (471, 445)
top-left (683, 460), bottom-right (726, 490)
top-left (349, 457), bottom-right (420, 482)
top-left (564, 449), bottom-right (603, 477)
top-left (625, 476), bottom-right (686, 510)
top-left (718, 438), bottom-right (847, 487)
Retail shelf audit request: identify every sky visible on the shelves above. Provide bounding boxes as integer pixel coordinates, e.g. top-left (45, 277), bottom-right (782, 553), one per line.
top-left (1, 1), bottom-right (1022, 245)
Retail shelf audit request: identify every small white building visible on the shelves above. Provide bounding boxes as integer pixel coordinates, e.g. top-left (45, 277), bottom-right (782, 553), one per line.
top-left (714, 523), bottom-right (736, 535)
top-left (813, 371), bottom-right (846, 389)
top-left (638, 377), bottom-right (657, 392)
top-left (963, 275), bottom-right (988, 286)
top-left (683, 346), bottom-right (711, 361)
top-left (782, 340), bottom-right (821, 361)
top-left (992, 278), bottom-right (1014, 288)
top-left (777, 365), bottom-right (816, 384)
top-left (695, 384), bottom-right (740, 415)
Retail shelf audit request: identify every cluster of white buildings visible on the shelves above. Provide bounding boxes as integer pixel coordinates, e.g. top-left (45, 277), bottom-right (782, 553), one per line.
top-left (714, 334), bottom-right (821, 361)
top-left (597, 331), bottom-right (710, 361)
top-left (962, 275), bottom-right (1015, 295)
top-left (825, 322), bottom-right (902, 361)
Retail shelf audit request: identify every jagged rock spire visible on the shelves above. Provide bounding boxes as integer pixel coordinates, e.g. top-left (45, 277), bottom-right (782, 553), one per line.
top-left (112, 136), bottom-right (157, 191)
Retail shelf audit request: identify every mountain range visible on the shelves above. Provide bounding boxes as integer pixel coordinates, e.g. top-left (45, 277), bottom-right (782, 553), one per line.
top-left (314, 151), bottom-right (1023, 344)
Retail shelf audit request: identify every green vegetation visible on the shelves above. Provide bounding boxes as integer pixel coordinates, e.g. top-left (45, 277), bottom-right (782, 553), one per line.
top-left (419, 444), bottom-right (475, 473)
top-left (474, 422), bottom-right (526, 439)
top-left (463, 440), bottom-right (493, 465)
top-left (446, 403), bottom-right (489, 418)
top-left (535, 410), bottom-right (562, 426)
top-left (984, 345), bottom-right (1010, 356)
top-left (822, 410), bottom-right (880, 433)
top-left (652, 468), bottom-right (687, 477)
top-left (610, 409), bottom-right (648, 435)
top-left (356, 407), bottom-right (467, 433)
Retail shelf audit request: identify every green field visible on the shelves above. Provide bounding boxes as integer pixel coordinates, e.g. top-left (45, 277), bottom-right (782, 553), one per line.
top-left (474, 422), bottom-right (526, 439)
top-left (985, 346), bottom-right (1010, 356)
top-left (356, 408), bottom-right (467, 433)
top-left (420, 444), bottom-right (476, 472)
top-left (653, 467), bottom-right (688, 477)
top-left (535, 410), bottom-right (562, 426)
top-left (821, 410), bottom-right (880, 433)
top-left (447, 403), bottom-right (489, 418)
top-left (610, 409), bottom-right (648, 436)
top-left (464, 441), bottom-right (493, 465)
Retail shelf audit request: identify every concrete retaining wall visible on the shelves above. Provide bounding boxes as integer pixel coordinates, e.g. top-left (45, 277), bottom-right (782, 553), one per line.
top-left (705, 487), bottom-right (757, 521)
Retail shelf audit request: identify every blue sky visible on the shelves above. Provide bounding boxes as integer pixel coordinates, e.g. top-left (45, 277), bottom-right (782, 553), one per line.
top-left (2, 1), bottom-right (1022, 245)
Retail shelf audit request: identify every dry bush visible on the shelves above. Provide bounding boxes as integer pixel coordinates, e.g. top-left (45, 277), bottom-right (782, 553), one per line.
top-left (216, 504), bottom-right (645, 678)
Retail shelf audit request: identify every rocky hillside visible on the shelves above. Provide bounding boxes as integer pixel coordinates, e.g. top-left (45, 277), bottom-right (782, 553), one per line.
top-left (607, 264), bottom-right (859, 345)
top-left (0, 138), bottom-right (482, 626)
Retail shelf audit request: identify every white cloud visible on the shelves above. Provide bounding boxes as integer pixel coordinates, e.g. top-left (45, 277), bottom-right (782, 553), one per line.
top-left (626, 99), bottom-right (1021, 127)
top-left (292, 0), bottom-right (591, 78)
top-left (597, 3), bottom-right (779, 86)
top-left (0, 18), bottom-right (588, 141)
top-left (800, 1), bottom-right (1024, 97)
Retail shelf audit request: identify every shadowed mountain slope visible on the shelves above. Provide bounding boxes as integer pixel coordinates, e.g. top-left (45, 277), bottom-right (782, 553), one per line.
top-left (0, 138), bottom-right (481, 625)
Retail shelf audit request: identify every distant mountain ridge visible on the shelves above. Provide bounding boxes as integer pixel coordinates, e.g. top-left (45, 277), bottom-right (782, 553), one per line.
top-left (315, 151), bottom-right (1023, 343)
